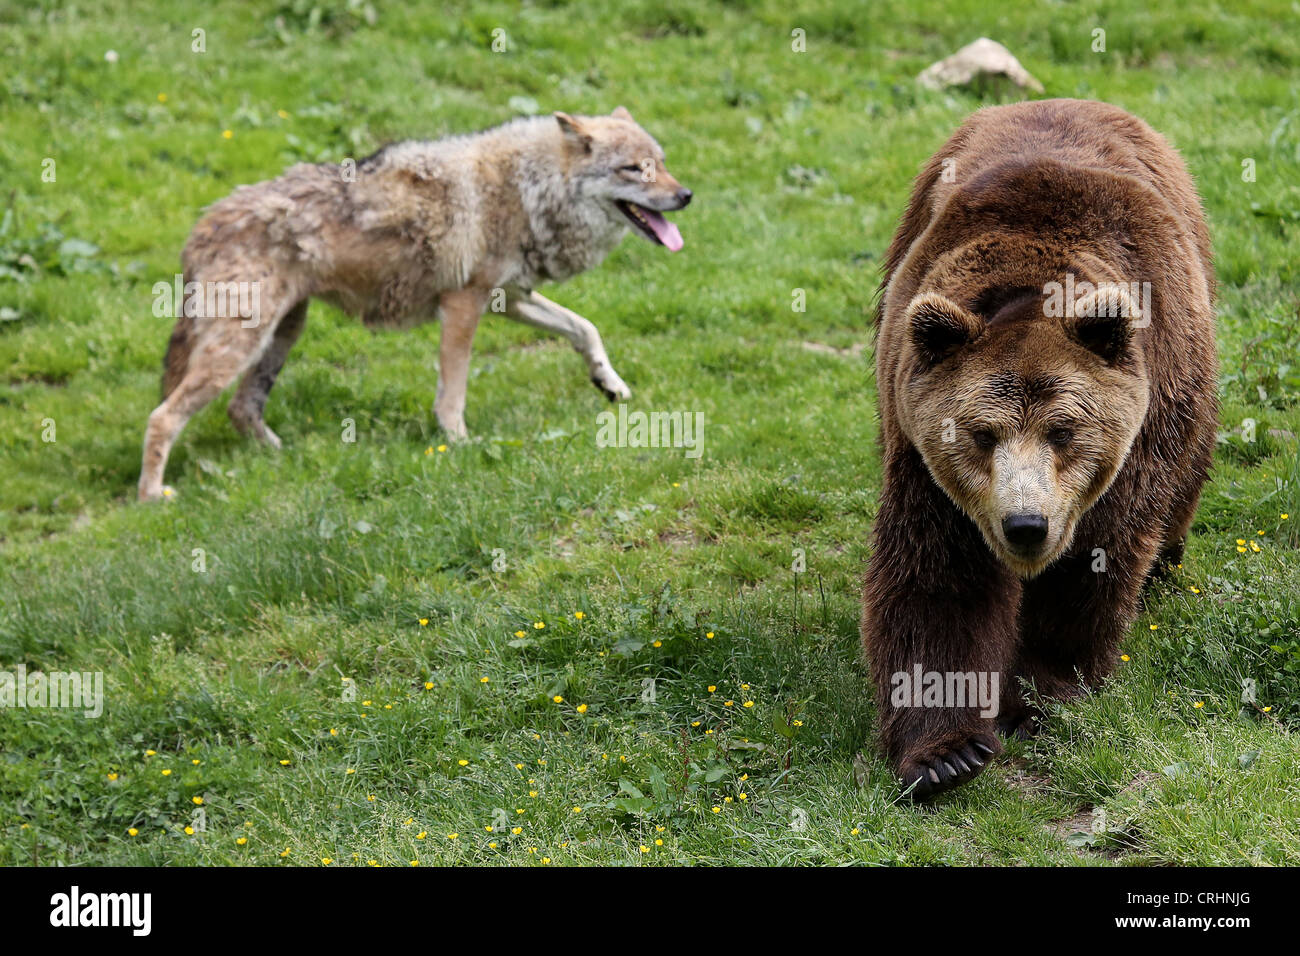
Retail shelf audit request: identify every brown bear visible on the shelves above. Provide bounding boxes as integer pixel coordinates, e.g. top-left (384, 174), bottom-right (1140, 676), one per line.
top-left (862, 99), bottom-right (1217, 798)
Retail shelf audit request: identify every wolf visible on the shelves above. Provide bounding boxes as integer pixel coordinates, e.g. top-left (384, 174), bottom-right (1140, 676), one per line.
top-left (138, 107), bottom-right (691, 501)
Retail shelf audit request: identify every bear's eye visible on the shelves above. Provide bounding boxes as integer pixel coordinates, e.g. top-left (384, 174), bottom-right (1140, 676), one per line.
top-left (971, 429), bottom-right (998, 450)
top-left (1047, 427), bottom-right (1074, 447)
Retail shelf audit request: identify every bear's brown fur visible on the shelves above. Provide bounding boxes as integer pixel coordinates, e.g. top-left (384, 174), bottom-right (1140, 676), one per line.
top-left (862, 99), bottom-right (1217, 798)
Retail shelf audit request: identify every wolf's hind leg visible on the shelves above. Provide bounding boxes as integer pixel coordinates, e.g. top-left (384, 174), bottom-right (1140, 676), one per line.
top-left (228, 301), bottom-right (308, 448)
top-left (504, 290), bottom-right (631, 401)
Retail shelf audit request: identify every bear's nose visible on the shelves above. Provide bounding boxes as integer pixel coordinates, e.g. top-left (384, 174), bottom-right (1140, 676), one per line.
top-left (1002, 513), bottom-right (1048, 548)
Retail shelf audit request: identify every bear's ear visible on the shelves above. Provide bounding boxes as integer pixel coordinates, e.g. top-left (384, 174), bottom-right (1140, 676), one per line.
top-left (906, 293), bottom-right (982, 366)
top-left (1066, 285), bottom-right (1139, 365)
top-left (554, 111), bottom-right (593, 151)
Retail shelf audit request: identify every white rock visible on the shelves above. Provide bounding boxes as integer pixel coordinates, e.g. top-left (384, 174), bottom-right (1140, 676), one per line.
top-left (917, 37), bottom-right (1044, 94)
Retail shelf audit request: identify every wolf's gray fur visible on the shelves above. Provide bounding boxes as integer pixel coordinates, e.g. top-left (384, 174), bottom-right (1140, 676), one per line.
top-left (139, 107), bottom-right (691, 501)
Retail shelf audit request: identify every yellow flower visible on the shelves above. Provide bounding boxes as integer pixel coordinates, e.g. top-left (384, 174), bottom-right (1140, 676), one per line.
top-left (1190, 586), bottom-right (1200, 594)
top-left (574, 611), bottom-right (585, 620)
top-left (515, 763), bottom-right (524, 769)
top-left (447, 833), bottom-right (458, 840)
top-left (489, 842), bottom-right (498, 848)
top-left (1121, 654), bottom-right (1130, 662)
top-left (652, 640), bottom-right (662, 647)
top-left (738, 793), bottom-right (748, 801)
top-left (191, 796), bottom-right (203, 806)
top-left (576, 704), bottom-right (588, 714)
top-left (851, 827), bottom-right (860, 835)
top-left (107, 773), bottom-right (118, 781)
top-left (145, 750), bottom-right (156, 756)
top-left (553, 695), bottom-right (564, 703)
top-left (1237, 546), bottom-right (1246, 553)
top-left (572, 806), bottom-right (583, 813)
top-left (437, 444), bottom-right (448, 453)
top-left (514, 630), bottom-right (526, 638)
top-left (724, 796), bottom-right (733, 803)
top-left (416, 831), bottom-right (427, 839)
top-left (367, 794), bottom-right (376, 802)
top-left (192, 759), bottom-right (200, 765)
top-left (792, 719), bottom-right (803, 727)
top-left (280, 760), bottom-right (291, 766)
top-left (739, 774), bottom-right (748, 781)
top-left (534, 621), bottom-right (546, 629)
top-left (321, 857), bottom-right (332, 865)
top-left (480, 676), bottom-right (490, 683)
top-left (410, 860), bottom-right (420, 866)
top-left (724, 700), bottom-right (734, 707)
top-left (707, 685), bottom-right (716, 693)
top-left (424, 681), bottom-right (434, 690)
top-left (1250, 541), bottom-right (1262, 553)
top-left (741, 684), bottom-right (750, 690)
top-left (1149, 624), bottom-right (1158, 630)
top-left (691, 721), bottom-right (701, 727)
top-left (743, 700), bottom-right (755, 708)
top-left (184, 826), bottom-right (194, 835)
top-left (236, 836), bottom-right (246, 845)
top-left (280, 848), bottom-right (292, 858)
top-left (512, 827), bottom-right (522, 835)
top-left (157, 93), bottom-right (167, 102)
top-left (458, 759), bottom-right (469, 767)
top-left (127, 828), bottom-right (139, 837)
top-left (640, 845), bottom-right (650, 853)
top-left (711, 806), bottom-right (721, 813)
top-left (419, 618), bottom-right (429, 626)
top-left (345, 768), bottom-right (355, 774)
top-left (277, 109), bottom-right (289, 119)
top-left (424, 446), bottom-right (433, 455)
top-left (1263, 706), bottom-right (1273, 712)
top-left (1193, 701), bottom-right (1204, 709)
top-left (705, 632), bottom-right (714, 639)
top-left (161, 769), bottom-right (172, 776)
top-left (1236, 538), bottom-right (1247, 546)
top-left (329, 728), bottom-right (338, 736)
top-left (1281, 513), bottom-right (1289, 520)
top-left (655, 838), bottom-right (664, 846)
top-left (222, 129), bottom-right (233, 139)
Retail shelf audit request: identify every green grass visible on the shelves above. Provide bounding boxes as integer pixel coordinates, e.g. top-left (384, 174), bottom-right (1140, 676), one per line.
top-left (1, 0), bottom-right (1298, 866)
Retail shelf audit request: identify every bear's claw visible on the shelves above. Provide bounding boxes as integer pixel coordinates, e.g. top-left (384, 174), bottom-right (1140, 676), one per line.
top-left (899, 734), bottom-right (1001, 800)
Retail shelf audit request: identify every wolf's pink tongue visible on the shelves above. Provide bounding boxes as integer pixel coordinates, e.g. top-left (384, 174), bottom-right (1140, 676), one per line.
top-left (642, 208), bottom-right (684, 251)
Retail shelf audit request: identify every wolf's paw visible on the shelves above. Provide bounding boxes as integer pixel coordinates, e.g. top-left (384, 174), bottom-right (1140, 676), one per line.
top-left (138, 484), bottom-right (177, 503)
top-left (898, 733), bottom-right (1000, 800)
top-left (591, 366), bottom-right (631, 402)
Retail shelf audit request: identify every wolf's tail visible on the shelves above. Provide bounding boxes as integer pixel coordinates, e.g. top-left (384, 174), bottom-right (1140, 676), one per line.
top-left (161, 278), bottom-right (196, 399)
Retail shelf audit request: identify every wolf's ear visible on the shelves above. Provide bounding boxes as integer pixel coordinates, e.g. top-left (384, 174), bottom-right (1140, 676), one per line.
top-left (554, 111), bottom-right (592, 152)
top-left (1065, 286), bottom-right (1139, 365)
top-left (907, 293), bottom-right (982, 366)
top-left (611, 105), bottom-right (634, 121)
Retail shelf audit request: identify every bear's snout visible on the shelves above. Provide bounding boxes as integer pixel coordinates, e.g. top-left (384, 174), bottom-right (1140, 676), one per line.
top-left (1001, 512), bottom-right (1049, 548)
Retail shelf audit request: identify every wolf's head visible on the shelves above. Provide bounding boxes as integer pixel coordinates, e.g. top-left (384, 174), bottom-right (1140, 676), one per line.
top-left (553, 107), bottom-right (691, 251)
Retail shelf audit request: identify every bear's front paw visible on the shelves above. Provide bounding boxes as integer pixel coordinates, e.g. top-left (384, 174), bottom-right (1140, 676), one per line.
top-left (898, 732), bottom-right (1000, 800)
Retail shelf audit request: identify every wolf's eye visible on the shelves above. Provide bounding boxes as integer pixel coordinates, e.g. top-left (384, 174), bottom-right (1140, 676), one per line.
top-left (619, 163), bottom-right (643, 173)
top-left (1047, 427), bottom-right (1074, 447)
top-left (971, 429), bottom-right (997, 450)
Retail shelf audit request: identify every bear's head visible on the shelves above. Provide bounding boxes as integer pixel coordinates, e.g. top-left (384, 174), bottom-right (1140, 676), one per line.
top-left (897, 284), bottom-right (1150, 578)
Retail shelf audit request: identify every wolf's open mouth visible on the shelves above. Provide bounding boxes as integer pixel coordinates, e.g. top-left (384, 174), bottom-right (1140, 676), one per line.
top-left (616, 200), bottom-right (683, 251)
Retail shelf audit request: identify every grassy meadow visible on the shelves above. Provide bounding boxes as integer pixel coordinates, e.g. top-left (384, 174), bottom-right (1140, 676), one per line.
top-left (1, 0), bottom-right (1298, 865)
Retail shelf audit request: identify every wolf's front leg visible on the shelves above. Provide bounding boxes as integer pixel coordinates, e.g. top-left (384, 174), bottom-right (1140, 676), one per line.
top-left (862, 446), bottom-right (1021, 798)
top-left (435, 287), bottom-right (488, 439)
top-left (504, 290), bottom-right (632, 401)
